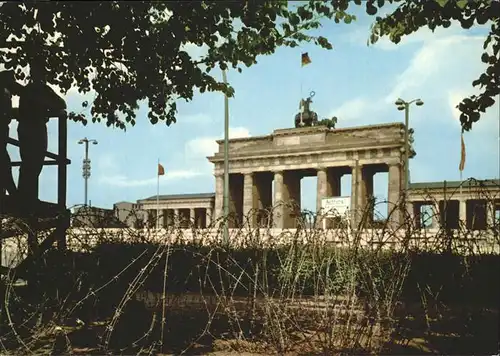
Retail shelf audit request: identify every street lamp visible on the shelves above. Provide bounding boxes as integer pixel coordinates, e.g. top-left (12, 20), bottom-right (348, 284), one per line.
top-left (78, 137), bottom-right (98, 206)
top-left (394, 97), bottom-right (423, 202)
top-left (222, 69), bottom-right (230, 246)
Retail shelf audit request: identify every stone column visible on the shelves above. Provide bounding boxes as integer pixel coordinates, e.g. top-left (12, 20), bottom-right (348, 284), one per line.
top-left (143, 209), bottom-right (149, 226)
top-left (190, 208), bottom-right (196, 227)
top-left (387, 163), bottom-right (402, 228)
top-left (360, 166), bottom-right (375, 227)
top-left (459, 199), bottom-right (467, 227)
top-left (174, 208), bottom-right (179, 227)
top-left (165, 209), bottom-right (172, 227)
top-left (196, 209), bottom-right (203, 228)
top-left (284, 172), bottom-right (301, 228)
top-left (273, 170), bottom-right (285, 229)
top-left (316, 167), bottom-right (328, 228)
top-left (228, 174), bottom-right (244, 228)
top-left (350, 163), bottom-right (360, 227)
top-left (431, 204), bottom-right (439, 229)
top-left (158, 209), bottom-right (165, 228)
top-left (412, 203), bottom-right (421, 229)
top-left (254, 172), bottom-right (273, 228)
top-left (327, 169), bottom-right (341, 197)
top-left (487, 201), bottom-right (495, 228)
top-left (243, 173), bottom-right (254, 227)
top-left (206, 207), bottom-right (213, 227)
top-left (214, 173), bottom-right (224, 221)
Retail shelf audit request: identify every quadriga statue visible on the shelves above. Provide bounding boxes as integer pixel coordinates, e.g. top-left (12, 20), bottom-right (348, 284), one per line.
top-left (295, 91), bottom-right (319, 128)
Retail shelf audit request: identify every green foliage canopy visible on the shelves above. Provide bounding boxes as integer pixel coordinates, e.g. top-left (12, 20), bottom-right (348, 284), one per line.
top-left (0, 1), bottom-right (354, 129)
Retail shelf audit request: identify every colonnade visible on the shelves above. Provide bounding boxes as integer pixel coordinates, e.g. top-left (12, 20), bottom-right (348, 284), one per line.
top-left (214, 162), bottom-right (405, 229)
top-left (143, 207), bottom-right (213, 228)
top-left (410, 198), bottom-right (498, 230)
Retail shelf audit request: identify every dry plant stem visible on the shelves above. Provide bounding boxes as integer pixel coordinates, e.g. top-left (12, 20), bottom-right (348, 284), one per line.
top-left (67, 248), bottom-right (150, 317)
top-left (160, 239), bottom-right (172, 352)
top-left (103, 244), bottom-right (165, 350)
top-left (3, 273), bottom-right (31, 354)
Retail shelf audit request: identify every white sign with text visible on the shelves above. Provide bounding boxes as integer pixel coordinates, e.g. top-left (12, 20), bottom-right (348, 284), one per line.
top-left (321, 197), bottom-right (351, 217)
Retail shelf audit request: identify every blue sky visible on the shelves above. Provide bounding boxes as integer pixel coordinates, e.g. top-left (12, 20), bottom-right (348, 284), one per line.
top-left (7, 6), bottom-right (500, 214)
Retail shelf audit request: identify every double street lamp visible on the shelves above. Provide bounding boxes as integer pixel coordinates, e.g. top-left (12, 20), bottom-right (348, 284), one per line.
top-left (395, 98), bottom-right (423, 193)
top-left (78, 137), bottom-right (98, 206)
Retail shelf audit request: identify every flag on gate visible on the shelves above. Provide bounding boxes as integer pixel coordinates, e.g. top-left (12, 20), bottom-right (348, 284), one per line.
top-left (459, 132), bottom-right (466, 172)
top-left (158, 163), bottom-right (165, 176)
top-left (301, 52), bottom-right (312, 67)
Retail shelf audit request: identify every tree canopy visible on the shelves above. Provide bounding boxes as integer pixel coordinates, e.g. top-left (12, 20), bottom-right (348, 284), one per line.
top-left (0, 1), bottom-right (354, 129)
top-left (353, 0), bottom-right (498, 132)
top-left (2, 1), bottom-right (496, 132)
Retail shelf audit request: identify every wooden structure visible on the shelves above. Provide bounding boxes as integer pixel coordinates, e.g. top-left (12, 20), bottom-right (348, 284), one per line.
top-left (1, 113), bottom-right (70, 275)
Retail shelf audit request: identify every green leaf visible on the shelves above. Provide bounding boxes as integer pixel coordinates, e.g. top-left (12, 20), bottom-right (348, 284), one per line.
top-left (456, 0), bottom-right (468, 9)
top-left (435, 0), bottom-right (449, 8)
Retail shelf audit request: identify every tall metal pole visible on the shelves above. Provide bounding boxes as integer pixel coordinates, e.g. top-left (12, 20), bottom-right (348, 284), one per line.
top-left (78, 137), bottom-right (98, 207)
top-left (222, 69), bottom-right (229, 245)
top-left (404, 103), bottom-right (410, 193)
top-left (395, 98), bottom-right (423, 225)
top-left (84, 141), bottom-right (89, 206)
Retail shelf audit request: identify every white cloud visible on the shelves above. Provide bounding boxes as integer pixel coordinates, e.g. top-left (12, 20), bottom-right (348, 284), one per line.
top-left (329, 98), bottom-right (370, 122)
top-left (448, 90), bottom-right (469, 123)
top-left (95, 126), bottom-right (251, 190)
top-left (185, 126), bottom-right (251, 159)
top-left (346, 19), bottom-right (485, 51)
top-left (95, 151), bottom-right (205, 188)
top-left (185, 137), bottom-right (217, 159)
top-left (227, 126), bottom-right (251, 139)
top-left (373, 23), bottom-right (465, 51)
top-left (181, 42), bottom-right (210, 61)
top-left (96, 152), bottom-right (120, 174)
top-left (180, 113), bottom-right (214, 124)
top-left (334, 29), bottom-right (493, 130)
top-left (99, 170), bottom-right (203, 187)
top-left (385, 34), bottom-right (484, 104)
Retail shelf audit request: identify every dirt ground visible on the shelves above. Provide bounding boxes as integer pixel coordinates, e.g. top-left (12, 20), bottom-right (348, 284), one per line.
top-left (67, 300), bottom-right (500, 355)
top-left (3, 292), bottom-right (498, 355)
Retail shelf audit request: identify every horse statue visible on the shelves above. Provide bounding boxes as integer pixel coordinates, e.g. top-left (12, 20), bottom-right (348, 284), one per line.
top-left (295, 91), bottom-right (318, 128)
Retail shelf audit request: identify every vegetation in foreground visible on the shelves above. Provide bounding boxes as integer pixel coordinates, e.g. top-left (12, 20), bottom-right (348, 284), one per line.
top-left (0, 195), bottom-right (498, 355)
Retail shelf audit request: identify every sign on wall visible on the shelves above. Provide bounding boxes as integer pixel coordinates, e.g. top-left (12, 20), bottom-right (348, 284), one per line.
top-left (321, 197), bottom-right (351, 217)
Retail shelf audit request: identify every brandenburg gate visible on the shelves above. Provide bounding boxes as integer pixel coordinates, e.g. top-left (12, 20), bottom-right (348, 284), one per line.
top-left (207, 122), bottom-right (409, 229)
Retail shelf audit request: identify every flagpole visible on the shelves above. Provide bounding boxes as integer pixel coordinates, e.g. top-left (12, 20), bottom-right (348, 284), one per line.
top-left (459, 130), bottom-right (465, 196)
top-left (300, 54), bottom-right (304, 126)
top-left (156, 158), bottom-right (160, 231)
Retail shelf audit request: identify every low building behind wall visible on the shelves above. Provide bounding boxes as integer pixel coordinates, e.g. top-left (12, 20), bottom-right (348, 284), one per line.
top-left (113, 201), bottom-right (145, 228)
top-left (136, 193), bottom-right (215, 228)
top-left (128, 179), bottom-right (499, 233)
top-left (71, 205), bottom-right (126, 228)
top-left (408, 179), bottom-right (500, 231)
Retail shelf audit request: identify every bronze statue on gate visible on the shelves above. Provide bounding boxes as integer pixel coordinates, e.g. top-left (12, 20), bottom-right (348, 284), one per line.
top-left (295, 91), bottom-right (319, 128)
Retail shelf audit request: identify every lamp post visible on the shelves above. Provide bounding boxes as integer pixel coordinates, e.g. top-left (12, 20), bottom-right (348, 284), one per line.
top-left (395, 98), bottom-right (423, 228)
top-left (395, 98), bottom-right (423, 192)
top-left (78, 137), bottom-right (98, 206)
top-left (222, 69), bottom-right (230, 245)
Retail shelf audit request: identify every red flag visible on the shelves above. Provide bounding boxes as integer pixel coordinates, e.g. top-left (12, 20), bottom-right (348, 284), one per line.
top-left (459, 133), bottom-right (466, 172)
top-left (158, 163), bottom-right (165, 176)
top-left (301, 52), bottom-right (311, 67)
